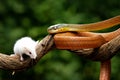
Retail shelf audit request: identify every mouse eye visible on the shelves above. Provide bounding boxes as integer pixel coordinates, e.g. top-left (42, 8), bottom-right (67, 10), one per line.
top-left (29, 52), bottom-right (32, 54)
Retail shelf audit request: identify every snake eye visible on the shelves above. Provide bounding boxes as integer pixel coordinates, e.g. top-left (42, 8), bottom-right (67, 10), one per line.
top-left (48, 25), bottom-right (57, 30)
top-left (48, 24), bottom-right (68, 33)
top-left (52, 26), bottom-right (57, 30)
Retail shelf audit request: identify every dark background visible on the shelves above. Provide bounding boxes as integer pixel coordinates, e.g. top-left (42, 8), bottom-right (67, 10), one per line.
top-left (0, 0), bottom-right (120, 80)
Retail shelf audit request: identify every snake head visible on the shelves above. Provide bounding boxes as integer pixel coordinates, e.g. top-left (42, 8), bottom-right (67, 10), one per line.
top-left (47, 24), bottom-right (69, 34)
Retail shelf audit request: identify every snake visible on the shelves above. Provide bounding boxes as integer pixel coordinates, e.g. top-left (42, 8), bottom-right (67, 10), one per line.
top-left (48, 15), bottom-right (120, 33)
top-left (47, 15), bottom-right (120, 80)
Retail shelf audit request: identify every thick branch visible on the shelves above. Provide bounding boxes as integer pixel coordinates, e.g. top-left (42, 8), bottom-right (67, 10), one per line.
top-left (0, 35), bottom-right (54, 70)
top-left (71, 35), bottom-right (120, 61)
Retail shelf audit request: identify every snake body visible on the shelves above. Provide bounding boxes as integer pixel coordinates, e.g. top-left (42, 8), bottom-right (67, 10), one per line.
top-left (48, 15), bottom-right (120, 33)
top-left (54, 28), bottom-right (120, 50)
top-left (54, 32), bottom-right (106, 50)
top-left (48, 15), bottom-right (120, 80)
top-left (48, 15), bottom-right (120, 49)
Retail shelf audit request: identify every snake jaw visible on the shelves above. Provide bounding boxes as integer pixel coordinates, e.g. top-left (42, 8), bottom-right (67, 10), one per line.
top-left (47, 24), bottom-right (69, 34)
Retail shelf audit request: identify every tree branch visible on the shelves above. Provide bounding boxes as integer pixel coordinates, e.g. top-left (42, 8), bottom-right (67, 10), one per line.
top-left (0, 34), bottom-right (120, 70)
top-left (0, 35), bottom-right (54, 70)
top-left (70, 35), bottom-right (120, 61)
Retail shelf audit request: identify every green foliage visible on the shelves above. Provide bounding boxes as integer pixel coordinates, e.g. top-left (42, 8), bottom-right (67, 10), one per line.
top-left (0, 0), bottom-right (120, 80)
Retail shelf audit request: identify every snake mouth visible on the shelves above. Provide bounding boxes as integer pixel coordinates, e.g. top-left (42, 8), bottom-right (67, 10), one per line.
top-left (47, 24), bottom-right (69, 34)
top-left (48, 27), bottom-right (70, 34)
top-left (47, 29), bottom-right (58, 34)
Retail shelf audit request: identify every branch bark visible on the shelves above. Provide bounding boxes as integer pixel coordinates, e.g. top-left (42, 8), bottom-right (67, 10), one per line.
top-left (70, 35), bottom-right (120, 61)
top-left (0, 34), bottom-right (120, 70)
top-left (0, 35), bottom-right (54, 70)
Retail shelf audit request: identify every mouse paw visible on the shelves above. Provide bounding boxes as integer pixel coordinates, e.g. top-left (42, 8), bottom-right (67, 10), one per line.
top-left (20, 56), bottom-right (24, 61)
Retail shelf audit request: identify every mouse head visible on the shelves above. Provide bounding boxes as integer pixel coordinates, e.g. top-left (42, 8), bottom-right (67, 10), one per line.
top-left (23, 47), bottom-right (37, 60)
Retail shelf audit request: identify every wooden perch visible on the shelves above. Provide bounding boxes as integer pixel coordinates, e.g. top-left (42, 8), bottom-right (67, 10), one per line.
top-left (70, 35), bottom-right (120, 61)
top-left (0, 34), bottom-right (120, 70)
top-left (0, 35), bottom-right (54, 70)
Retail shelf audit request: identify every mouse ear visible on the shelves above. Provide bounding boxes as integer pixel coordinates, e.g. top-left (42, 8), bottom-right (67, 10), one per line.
top-left (36, 40), bottom-right (43, 44)
top-left (35, 40), bottom-right (40, 48)
top-left (36, 40), bottom-right (39, 44)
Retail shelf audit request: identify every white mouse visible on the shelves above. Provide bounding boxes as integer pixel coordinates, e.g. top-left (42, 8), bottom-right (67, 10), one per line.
top-left (13, 37), bottom-right (37, 61)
